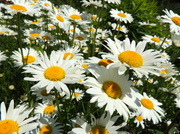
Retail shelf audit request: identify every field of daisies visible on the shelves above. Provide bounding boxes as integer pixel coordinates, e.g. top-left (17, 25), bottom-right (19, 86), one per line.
top-left (0, 0), bottom-right (180, 133)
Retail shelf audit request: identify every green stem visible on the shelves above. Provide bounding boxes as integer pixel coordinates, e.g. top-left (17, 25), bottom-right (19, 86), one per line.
top-left (55, 89), bottom-right (61, 119)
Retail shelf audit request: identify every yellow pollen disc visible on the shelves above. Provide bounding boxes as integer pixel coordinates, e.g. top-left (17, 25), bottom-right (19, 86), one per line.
top-left (0, 120), bottom-right (19, 134)
top-left (89, 125), bottom-right (108, 134)
top-left (49, 25), bottom-right (54, 29)
top-left (177, 86), bottom-right (180, 91)
top-left (56, 16), bottom-right (64, 22)
top-left (44, 3), bottom-right (50, 6)
top-left (116, 27), bottom-right (123, 30)
top-left (141, 98), bottom-right (154, 110)
top-left (44, 106), bottom-right (55, 115)
top-left (0, 31), bottom-right (4, 34)
top-left (70, 14), bottom-right (82, 20)
top-left (42, 36), bottom-right (51, 40)
top-left (40, 125), bottom-right (52, 134)
top-left (81, 64), bottom-right (88, 69)
top-left (41, 89), bottom-right (49, 96)
top-left (160, 70), bottom-right (167, 74)
top-left (136, 115), bottom-right (143, 121)
top-left (44, 66), bottom-right (65, 81)
top-left (75, 36), bottom-right (84, 41)
top-left (31, 22), bottom-right (38, 24)
top-left (88, 28), bottom-right (95, 31)
top-left (171, 16), bottom-right (180, 26)
top-left (102, 81), bottom-right (122, 99)
top-left (10, 5), bottom-right (27, 12)
top-left (23, 55), bottom-right (36, 63)
top-left (118, 51), bottom-right (143, 67)
top-left (98, 59), bottom-right (114, 67)
top-left (63, 53), bottom-right (74, 60)
top-left (117, 13), bottom-right (126, 18)
top-left (73, 93), bottom-right (80, 97)
top-left (90, 16), bottom-right (97, 20)
top-left (30, 33), bottom-right (40, 37)
top-left (151, 37), bottom-right (161, 43)
top-left (70, 29), bottom-right (75, 32)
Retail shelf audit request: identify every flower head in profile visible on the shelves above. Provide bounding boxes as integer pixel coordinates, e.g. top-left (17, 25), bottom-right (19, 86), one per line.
top-left (0, 100), bottom-right (38, 134)
top-left (69, 112), bottom-right (126, 134)
top-left (161, 9), bottom-right (180, 35)
top-left (0, 51), bottom-right (7, 63)
top-left (104, 0), bottom-right (121, 4)
top-left (85, 66), bottom-right (138, 121)
top-left (4, 0), bottom-right (39, 16)
top-left (110, 9), bottom-right (133, 23)
top-left (103, 38), bottom-right (165, 77)
top-left (81, 0), bottom-right (102, 8)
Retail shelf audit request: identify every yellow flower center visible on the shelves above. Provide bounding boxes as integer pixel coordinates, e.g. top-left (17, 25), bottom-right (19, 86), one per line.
top-left (0, 120), bottom-right (19, 134)
top-left (88, 28), bottom-right (95, 31)
top-left (44, 106), bottom-right (55, 115)
top-left (42, 36), bottom-right (51, 40)
top-left (41, 89), bottom-right (49, 96)
top-left (177, 86), bottom-right (180, 91)
top-left (102, 81), bottom-right (122, 99)
top-left (44, 3), bottom-right (50, 6)
top-left (90, 16), bottom-right (97, 20)
top-left (10, 5), bottom-right (27, 12)
top-left (117, 13), bottom-right (126, 18)
top-left (151, 37), bottom-right (161, 43)
top-left (75, 36), bottom-right (84, 41)
top-left (118, 51), bottom-right (143, 67)
top-left (31, 22), bottom-right (38, 24)
top-left (56, 16), bottom-right (64, 22)
top-left (136, 115), bottom-right (143, 121)
top-left (70, 14), bottom-right (82, 20)
top-left (98, 59), bottom-right (114, 67)
top-left (171, 16), bottom-right (180, 26)
top-left (160, 69), bottom-right (167, 74)
top-left (81, 64), bottom-right (88, 69)
top-left (141, 98), bottom-right (154, 110)
top-left (44, 66), bottom-right (65, 81)
top-left (40, 125), bottom-right (52, 134)
top-left (89, 125), bottom-right (108, 134)
top-left (73, 93), bottom-right (80, 98)
top-left (116, 27), bottom-right (123, 30)
top-left (49, 25), bottom-right (54, 29)
top-left (23, 55), bottom-right (36, 63)
top-left (63, 53), bottom-right (74, 60)
top-left (30, 33), bottom-right (40, 37)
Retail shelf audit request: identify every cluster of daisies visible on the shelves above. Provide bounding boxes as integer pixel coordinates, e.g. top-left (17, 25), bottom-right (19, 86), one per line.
top-left (0, 0), bottom-right (180, 133)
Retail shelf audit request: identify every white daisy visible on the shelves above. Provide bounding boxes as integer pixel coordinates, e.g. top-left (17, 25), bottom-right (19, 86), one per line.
top-left (174, 97), bottom-right (180, 108)
top-left (0, 51), bottom-right (7, 63)
top-left (161, 9), bottom-right (180, 35)
top-left (81, 0), bottom-right (103, 8)
top-left (11, 47), bottom-right (40, 67)
top-left (142, 35), bottom-right (162, 46)
top-left (72, 88), bottom-right (84, 101)
top-left (69, 112), bottom-right (126, 134)
top-left (134, 92), bottom-right (164, 124)
top-left (23, 51), bottom-right (81, 95)
top-left (171, 32), bottom-right (180, 47)
top-left (0, 100), bottom-right (38, 134)
top-left (4, 0), bottom-right (39, 16)
top-left (38, 0), bottom-right (53, 11)
top-left (110, 9), bottom-right (133, 23)
top-left (85, 66), bottom-right (138, 121)
top-left (24, 28), bottom-right (46, 39)
top-left (103, 38), bottom-right (165, 77)
top-left (134, 114), bottom-right (145, 129)
top-left (111, 23), bottom-right (128, 33)
top-left (104, 0), bottom-right (121, 4)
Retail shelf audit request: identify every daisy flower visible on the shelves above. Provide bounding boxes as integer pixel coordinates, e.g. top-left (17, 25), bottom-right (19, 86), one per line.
top-left (110, 9), bottom-right (133, 23)
top-left (4, 0), bottom-right (39, 16)
top-left (0, 100), bottom-right (38, 134)
top-left (161, 9), bottom-right (180, 35)
top-left (38, 0), bottom-right (53, 11)
top-left (34, 102), bottom-right (59, 117)
top-left (85, 66), bottom-right (138, 120)
top-left (142, 35), bottom-right (162, 46)
top-left (104, 0), bottom-right (121, 4)
top-left (111, 23), bottom-right (128, 33)
top-left (134, 92), bottom-right (164, 124)
top-left (103, 38), bottom-right (164, 77)
top-left (69, 112), bottom-right (126, 134)
top-left (139, 21), bottom-right (156, 26)
top-left (23, 51), bottom-right (81, 95)
top-left (11, 47), bottom-right (40, 67)
top-left (31, 86), bottom-right (54, 102)
top-left (24, 28), bottom-right (46, 39)
top-left (81, 0), bottom-right (103, 8)
top-left (174, 97), bottom-right (180, 108)
top-left (0, 51), bottom-right (7, 63)
top-left (37, 116), bottom-right (63, 134)
top-left (171, 32), bottom-right (180, 47)
top-left (71, 88), bottom-right (84, 101)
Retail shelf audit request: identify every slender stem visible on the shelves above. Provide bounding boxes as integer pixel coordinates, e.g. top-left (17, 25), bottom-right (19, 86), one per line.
top-left (55, 89), bottom-right (61, 119)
